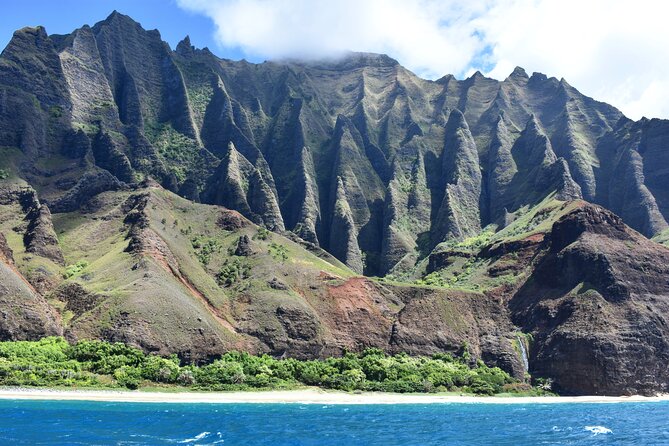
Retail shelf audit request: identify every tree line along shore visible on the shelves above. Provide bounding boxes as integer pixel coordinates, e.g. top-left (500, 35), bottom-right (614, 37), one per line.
top-left (0, 337), bottom-right (548, 396)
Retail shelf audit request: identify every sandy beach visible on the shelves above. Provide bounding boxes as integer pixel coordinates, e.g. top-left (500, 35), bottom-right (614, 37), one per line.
top-left (0, 387), bottom-right (666, 404)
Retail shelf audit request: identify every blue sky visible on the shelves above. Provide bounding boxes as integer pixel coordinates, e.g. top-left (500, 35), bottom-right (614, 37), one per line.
top-left (2, 0), bottom-right (669, 120)
top-left (0, 0), bottom-right (249, 61)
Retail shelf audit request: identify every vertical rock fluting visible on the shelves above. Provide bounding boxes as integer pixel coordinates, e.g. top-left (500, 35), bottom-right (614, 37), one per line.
top-left (2, 11), bottom-right (669, 276)
top-left (506, 116), bottom-right (582, 210)
top-left (433, 109), bottom-right (482, 244)
top-left (329, 177), bottom-right (364, 273)
top-left (608, 147), bottom-right (668, 237)
top-left (292, 147), bottom-right (322, 245)
top-left (0, 26), bottom-right (71, 157)
top-left (380, 153), bottom-right (431, 275)
top-left (486, 115), bottom-right (517, 223)
top-left (59, 25), bottom-right (118, 127)
top-left (328, 115), bottom-right (386, 274)
top-left (203, 143), bottom-right (284, 230)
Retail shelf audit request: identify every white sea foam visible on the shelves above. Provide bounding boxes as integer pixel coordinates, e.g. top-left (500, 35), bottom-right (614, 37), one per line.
top-left (180, 431), bottom-right (211, 443)
top-left (584, 426), bottom-right (612, 435)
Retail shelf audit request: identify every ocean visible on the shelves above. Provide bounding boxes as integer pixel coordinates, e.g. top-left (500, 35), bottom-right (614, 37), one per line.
top-left (0, 399), bottom-right (667, 445)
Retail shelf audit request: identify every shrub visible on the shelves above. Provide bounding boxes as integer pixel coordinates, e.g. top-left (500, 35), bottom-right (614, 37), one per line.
top-left (190, 236), bottom-right (222, 265)
top-left (63, 261), bottom-right (89, 279)
top-left (254, 227), bottom-right (270, 240)
top-left (268, 243), bottom-right (288, 262)
top-left (216, 258), bottom-right (251, 287)
top-left (114, 366), bottom-right (141, 389)
top-left (177, 369), bottom-right (196, 386)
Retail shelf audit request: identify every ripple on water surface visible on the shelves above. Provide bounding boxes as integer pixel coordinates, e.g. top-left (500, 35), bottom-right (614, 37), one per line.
top-left (0, 400), bottom-right (667, 445)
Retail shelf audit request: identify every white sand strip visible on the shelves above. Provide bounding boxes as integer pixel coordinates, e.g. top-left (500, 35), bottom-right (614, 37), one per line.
top-left (0, 388), bottom-right (667, 404)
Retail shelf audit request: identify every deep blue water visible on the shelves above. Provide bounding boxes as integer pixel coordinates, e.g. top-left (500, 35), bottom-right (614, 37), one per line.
top-left (0, 399), bottom-right (668, 445)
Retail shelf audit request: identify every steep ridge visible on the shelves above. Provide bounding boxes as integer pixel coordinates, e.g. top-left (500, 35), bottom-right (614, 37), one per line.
top-left (4, 12), bottom-right (664, 276)
top-left (1, 12), bottom-right (669, 395)
top-left (510, 203), bottom-right (669, 395)
top-left (0, 180), bottom-right (527, 377)
top-left (418, 197), bottom-right (669, 395)
top-left (0, 186), bottom-right (63, 339)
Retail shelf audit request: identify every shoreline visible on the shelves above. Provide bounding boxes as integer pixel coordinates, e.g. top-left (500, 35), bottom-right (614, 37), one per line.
top-left (0, 387), bottom-right (667, 404)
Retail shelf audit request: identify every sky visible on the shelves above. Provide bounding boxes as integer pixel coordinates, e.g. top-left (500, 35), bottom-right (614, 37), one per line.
top-left (2, 0), bottom-right (668, 120)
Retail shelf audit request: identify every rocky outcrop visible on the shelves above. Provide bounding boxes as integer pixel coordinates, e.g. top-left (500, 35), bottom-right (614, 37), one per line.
top-left (49, 170), bottom-right (123, 213)
top-left (24, 204), bottom-right (64, 265)
top-left (0, 259), bottom-right (63, 340)
top-left (234, 235), bottom-right (253, 256)
top-left (0, 233), bottom-right (62, 340)
top-left (50, 282), bottom-right (101, 317)
top-left (0, 233), bottom-right (13, 263)
top-left (510, 203), bottom-right (669, 395)
top-left (203, 143), bottom-right (284, 230)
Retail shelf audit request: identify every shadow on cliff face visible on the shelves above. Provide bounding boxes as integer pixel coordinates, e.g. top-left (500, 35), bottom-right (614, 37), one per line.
top-left (510, 203), bottom-right (669, 395)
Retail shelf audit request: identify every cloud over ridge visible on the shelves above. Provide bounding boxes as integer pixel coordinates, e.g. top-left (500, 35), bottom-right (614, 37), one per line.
top-left (178, 0), bottom-right (669, 120)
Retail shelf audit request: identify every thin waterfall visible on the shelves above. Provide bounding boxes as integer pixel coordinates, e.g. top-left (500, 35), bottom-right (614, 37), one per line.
top-left (516, 334), bottom-right (529, 373)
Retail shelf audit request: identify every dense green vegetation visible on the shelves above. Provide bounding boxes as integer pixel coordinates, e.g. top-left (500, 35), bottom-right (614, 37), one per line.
top-left (63, 261), bottom-right (89, 279)
top-left (0, 338), bottom-right (538, 395)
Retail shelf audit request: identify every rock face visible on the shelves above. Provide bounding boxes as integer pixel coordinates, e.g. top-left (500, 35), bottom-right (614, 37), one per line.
top-left (328, 177), bottom-right (364, 273)
top-left (202, 143), bottom-right (284, 231)
top-left (3, 12), bottom-right (668, 276)
top-left (510, 203), bottom-right (669, 395)
top-left (0, 228), bottom-right (62, 340)
top-left (24, 204), bottom-right (64, 265)
top-left (1, 12), bottom-right (669, 395)
top-left (432, 109), bottom-right (482, 244)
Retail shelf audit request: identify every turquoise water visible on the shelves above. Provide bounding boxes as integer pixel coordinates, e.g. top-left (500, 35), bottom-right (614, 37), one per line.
top-left (0, 399), bottom-right (667, 445)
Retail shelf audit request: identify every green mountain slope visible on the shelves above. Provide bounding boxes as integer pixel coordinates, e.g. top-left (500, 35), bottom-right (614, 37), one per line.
top-left (1, 12), bottom-right (669, 395)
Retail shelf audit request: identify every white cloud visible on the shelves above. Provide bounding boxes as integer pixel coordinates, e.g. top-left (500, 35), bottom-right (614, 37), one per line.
top-left (177, 0), bottom-right (669, 119)
top-left (479, 0), bottom-right (669, 120)
top-left (176, 0), bottom-right (489, 78)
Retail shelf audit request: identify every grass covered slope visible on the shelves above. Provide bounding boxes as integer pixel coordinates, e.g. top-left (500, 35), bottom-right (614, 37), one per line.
top-left (5, 176), bottom-right (669, 395)
top-left (47, 181), bottom-right (355, 360)
top-left (416, 197), bottom-right (669, 395)
top-left (409, 195), bottom-right (581, 292)
top-left (0, 337), bottom-right (541, 395)
top-left (0, 181), bottom-right (529, 379)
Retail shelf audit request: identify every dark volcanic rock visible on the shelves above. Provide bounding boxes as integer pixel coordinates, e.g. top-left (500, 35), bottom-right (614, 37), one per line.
top-left (234, 234), bottom-right (253, 256)
top-left (49, 170), bottom-right (123, 213)
top-left (0, 232), bottom-right (14, 263)
top-left (51, 282), bottom-right (101, 317)
top-left (268, 277), bottom-right (289, 290)
top-left (510, 203), bottom-right (669, 395)
top-left (24, 204), bottom-right (64, 265)
top-left (216, 209), bottom-right (249, 231)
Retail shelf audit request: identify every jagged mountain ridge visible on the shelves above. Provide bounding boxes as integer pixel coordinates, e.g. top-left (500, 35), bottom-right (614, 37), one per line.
top-left (2, 11), bottom-right (669, 275)
top-left (2, 12), bottom-right (669, 395)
